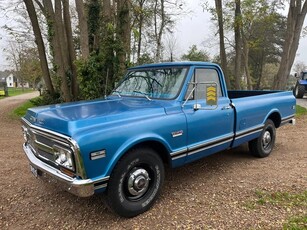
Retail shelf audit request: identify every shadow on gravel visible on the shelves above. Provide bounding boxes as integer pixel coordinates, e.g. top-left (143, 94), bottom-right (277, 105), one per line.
top-left (38, 144), bottom-right (259, 222)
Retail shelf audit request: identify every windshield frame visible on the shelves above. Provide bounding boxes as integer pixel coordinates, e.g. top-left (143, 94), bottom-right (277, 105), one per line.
top-left (112, 66), bottom-right (190, 100)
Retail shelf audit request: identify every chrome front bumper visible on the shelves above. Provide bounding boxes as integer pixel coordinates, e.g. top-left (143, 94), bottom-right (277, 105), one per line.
top-left (23, 143), bottom-right (109, 197)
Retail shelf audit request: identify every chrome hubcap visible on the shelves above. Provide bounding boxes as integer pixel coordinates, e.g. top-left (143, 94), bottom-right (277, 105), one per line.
top-left (127, 168), bottom-right (150, 197)
top-left (262, 131), bottom-right (272, 149)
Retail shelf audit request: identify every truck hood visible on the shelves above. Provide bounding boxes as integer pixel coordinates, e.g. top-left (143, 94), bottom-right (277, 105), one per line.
top-left (24, 98), bottom-right (167, 136)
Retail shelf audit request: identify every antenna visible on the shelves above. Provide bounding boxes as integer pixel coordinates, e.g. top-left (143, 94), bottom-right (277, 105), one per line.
top-left (104, 68), bottom-right (109, 99)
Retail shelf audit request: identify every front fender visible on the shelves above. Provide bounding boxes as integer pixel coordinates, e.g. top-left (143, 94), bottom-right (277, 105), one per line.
top-left (75, 111), bottom-right (187, 180)
top-left (104, 133), bottom-right (172, 177)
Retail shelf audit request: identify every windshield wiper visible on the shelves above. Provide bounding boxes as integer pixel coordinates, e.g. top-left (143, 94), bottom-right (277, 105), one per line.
top-left (133, 90), bottom-right (152, 101)
top-left (111, 90), bottom-right (122, 98)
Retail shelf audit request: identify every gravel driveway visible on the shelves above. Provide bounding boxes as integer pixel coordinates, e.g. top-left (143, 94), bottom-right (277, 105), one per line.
top-left (0, 93), bottom-right (306, 229)
top-left (297, 97), bottom-right (307, 108)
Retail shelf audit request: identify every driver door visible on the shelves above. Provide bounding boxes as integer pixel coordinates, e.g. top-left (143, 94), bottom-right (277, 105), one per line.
top-left (183, 67), bottom-right (235, 163)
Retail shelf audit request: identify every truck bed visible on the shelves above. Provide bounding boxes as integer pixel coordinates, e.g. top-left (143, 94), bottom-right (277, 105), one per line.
top-left (227, 90), bottom-right (286, 99)
top-left (227, 90), bottom-right (295, 148)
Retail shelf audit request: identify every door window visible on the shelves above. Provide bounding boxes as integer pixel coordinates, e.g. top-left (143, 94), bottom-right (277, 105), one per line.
top-left (186, 68), bottom-right (222, 101)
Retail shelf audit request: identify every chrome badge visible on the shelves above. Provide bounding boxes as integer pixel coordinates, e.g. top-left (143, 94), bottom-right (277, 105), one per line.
top-left (171, 130), bottom-right (183, 138)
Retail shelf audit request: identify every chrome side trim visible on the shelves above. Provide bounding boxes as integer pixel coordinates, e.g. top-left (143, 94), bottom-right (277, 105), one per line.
top-left (187, 138), bottom-right (233, 156)
top-left (170, 135), bottom-right (234, 160)
top-left (235, 125), bottom-right (264, 138)
top-left (234, 127), bottom-right (263, 141)
top-left (188, 134), bottom-right (234, 152)
top-left (23, 143), bottom-right (109, 197)
top-left (170, 148), bottom-right (187, 156)
top-left (170, 116), bottom-right (295, 162)
top-left (170, 148), bottom-right (188, 160)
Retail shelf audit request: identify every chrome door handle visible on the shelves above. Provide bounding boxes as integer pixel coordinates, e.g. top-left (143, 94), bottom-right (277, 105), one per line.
top-left (222, 106), bottom-right (231, 110)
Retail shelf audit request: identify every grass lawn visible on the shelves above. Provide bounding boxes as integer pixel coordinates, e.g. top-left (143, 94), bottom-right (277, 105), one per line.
top-left (8, 88), bottom-right (35, 96)
top-left (12, 99), bottom-right (37, 118)
top-left (0, 88), bottom-right (35, 99)
top-left (296, 105), bottom-right (307, 116)
top-left (244, 190), bottom-right (307, 229)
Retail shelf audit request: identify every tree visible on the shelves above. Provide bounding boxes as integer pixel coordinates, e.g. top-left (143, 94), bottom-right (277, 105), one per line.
top-left (293, 61), bottom-right (307, 73)
top-left (19, 48), bottom-right (43, 88)
top-left (164, 33), bottom-right (178, 62)
top-left (4, 40), bottom-right (42, 90)
top-left (32, 0), bottom-right (80, 101)
top-left (215, 0), bottom-right (231, 88)
top-left (130, 0), bottom-right (185, 64)
top-left (117, 0), bottom-right (131, 76)
top-left (181, 45), bottom-right (211, 61)
top-left (239, 0), bottom-right (285, 90)
top-left (234, 0), bottom-right (242, 89)
top-left (248, 12), bottom-right (286, 89)
top-left (273, 0), bottom-right (307, 89)
top-left (63, 0), bottom-right (78, 99)
top-left (75, 0), bottom-right (89, 58)
top-left (131, 0), bottom-right (147, 62)
top-left (23, 0), bottom-right (54, 94)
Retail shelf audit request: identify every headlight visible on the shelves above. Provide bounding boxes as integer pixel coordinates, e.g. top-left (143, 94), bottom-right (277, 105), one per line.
top-left (22, 126), bottom-right (28, 142)
top-left (53, 145), bottom-right (75, 171)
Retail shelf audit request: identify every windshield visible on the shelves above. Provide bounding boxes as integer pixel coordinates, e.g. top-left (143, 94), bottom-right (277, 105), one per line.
top-left (113, 67), bottom-right (188, 99)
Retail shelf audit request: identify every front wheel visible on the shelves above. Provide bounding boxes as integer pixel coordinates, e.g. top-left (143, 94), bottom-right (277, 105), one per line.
top-left (248, 119), bottom-right (276, 158)
top-left (107, 147), bottom-right (165, 218)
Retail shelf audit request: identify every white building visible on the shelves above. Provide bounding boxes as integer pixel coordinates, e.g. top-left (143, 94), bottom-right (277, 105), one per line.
top-left (6, 73), bottom-right (15, 87)
top-left (0, 72), bottom-right (29, 88)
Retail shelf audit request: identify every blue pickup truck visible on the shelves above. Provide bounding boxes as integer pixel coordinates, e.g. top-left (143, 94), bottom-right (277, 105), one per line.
top-left (22, 62), bottom-right (295, 217)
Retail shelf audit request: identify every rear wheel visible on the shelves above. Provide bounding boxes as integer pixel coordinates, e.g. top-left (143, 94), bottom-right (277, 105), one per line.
top-left (248, 119), bottom-right (276, 158)
top-left (293, 83), bottom-right (305, 98)
top-left (107, 147), bottom-right (164, 218)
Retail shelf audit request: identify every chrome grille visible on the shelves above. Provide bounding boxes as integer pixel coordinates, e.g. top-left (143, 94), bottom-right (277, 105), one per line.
top-left (22, 121), bottom-right (74, 171)
top-left (21, 117), bottom-right (86, 179)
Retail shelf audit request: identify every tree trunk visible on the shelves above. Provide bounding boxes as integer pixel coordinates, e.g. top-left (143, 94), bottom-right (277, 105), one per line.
top-left (137, 0), bottom-right (145, 62)
top-left (43, 0), bottom-right (71, 102)
top-left (241, 32), bottom-right (252, 90)
top-left (234, 0), bottom-right (242, 90)
top-left (215, 0), bottom-right (230, 89)
top-left (255, 53), bottom-right (264, 89)
top-left (273, 0), bottom-right (307, 90)
top-left (63, 0), bottom-right (78, 100)
top-left (75, 0), bottom-right (89, 59)
top-left (102, 0), bottom-right (116, 89)
top-left (154, 0), bottom-right (165, 62)
top-left (116, 0), bottom-right (131, 76)
top-left (23, 0), bottom-right (54, 94)
top-left (54, 0), bottom-right (69, 70)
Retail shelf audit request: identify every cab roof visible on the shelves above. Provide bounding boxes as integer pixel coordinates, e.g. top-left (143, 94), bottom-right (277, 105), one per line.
top-left (128, 61), bottom-right (220, 70)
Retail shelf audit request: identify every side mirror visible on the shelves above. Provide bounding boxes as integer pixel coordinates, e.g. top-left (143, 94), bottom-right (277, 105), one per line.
top-left (294, 73), bottom-right (299, 79)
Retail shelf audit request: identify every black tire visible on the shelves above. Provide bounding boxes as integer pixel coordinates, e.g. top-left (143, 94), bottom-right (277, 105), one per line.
top-left (293, 83), bottom-right (305, 98)
top-left (107, 147), bottom-right (165, 218)
top-left (248, 119), bottom-right (276, 158)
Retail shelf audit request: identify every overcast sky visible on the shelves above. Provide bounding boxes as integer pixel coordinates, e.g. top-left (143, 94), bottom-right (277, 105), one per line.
top-left (0, 0), bottom-right (306, 71)
top-left (174, 0), bottom-right (307, 68)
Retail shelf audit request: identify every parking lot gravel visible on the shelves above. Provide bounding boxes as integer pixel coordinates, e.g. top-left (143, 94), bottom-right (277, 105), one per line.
top-left (0, 93), bottom-right (306, 229)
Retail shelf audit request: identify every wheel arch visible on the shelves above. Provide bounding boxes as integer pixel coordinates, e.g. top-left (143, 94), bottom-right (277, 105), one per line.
top-left (266, 111), bottom-right (281, 128)
top-left (129, 140), bottom-right (171, 167)
top-left (105, 137), bottom-right (172, 177)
